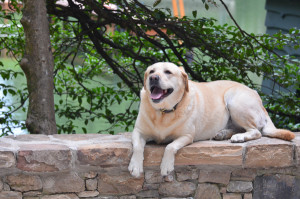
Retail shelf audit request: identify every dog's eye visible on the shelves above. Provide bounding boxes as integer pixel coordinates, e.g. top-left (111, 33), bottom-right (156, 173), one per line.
top-left (164, 70), bottom-right (172, 75)
top-left (149, 70), bottom-right (154, 74)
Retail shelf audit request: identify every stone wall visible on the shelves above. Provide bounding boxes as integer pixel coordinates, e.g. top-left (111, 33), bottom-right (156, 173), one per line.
top-left (0, 133), bottom-right (299, 199)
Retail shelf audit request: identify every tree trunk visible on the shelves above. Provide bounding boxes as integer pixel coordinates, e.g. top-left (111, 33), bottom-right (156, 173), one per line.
top-left (20, 0), bottom-right (57, 134)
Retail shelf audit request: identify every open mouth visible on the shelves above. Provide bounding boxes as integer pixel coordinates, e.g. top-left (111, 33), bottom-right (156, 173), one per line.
top-left (150, 86), bottom-right (174, 103)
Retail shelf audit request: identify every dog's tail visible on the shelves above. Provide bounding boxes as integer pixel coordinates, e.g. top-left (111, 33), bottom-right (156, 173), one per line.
top-left (262, 114), bottom-right (295, 141)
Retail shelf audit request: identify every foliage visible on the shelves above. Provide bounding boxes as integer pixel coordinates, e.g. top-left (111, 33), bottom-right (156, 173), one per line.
top-left (0, 0), bottom-right (299, 136)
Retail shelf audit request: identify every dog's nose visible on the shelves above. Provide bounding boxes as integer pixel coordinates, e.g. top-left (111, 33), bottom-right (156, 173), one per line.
top-left (149, 75), bottom-right (159, 83)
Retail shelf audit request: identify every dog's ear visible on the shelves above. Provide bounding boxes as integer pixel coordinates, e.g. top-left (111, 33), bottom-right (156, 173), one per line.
top-left (143, 70), bottom-right (148, 90)
top-left (179, 67), bottom-right (189, 92)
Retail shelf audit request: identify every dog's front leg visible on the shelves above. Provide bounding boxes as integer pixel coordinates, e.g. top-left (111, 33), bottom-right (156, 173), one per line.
top-left (160, 135), bottom-right (193, 176)
top-left (128, 129), bottom-right (146, 178)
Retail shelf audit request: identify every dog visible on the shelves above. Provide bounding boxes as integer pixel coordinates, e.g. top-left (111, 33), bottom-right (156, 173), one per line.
top-left (128, 62), bottom-right (295, 177)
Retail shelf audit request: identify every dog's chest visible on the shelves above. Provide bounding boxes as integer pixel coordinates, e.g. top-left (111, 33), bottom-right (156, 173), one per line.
top-left (147, 113), bottom-right (186, 142)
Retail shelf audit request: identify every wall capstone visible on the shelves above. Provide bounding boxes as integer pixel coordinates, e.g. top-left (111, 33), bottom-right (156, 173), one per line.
top-left (0, 132), bottom-right (299, 199)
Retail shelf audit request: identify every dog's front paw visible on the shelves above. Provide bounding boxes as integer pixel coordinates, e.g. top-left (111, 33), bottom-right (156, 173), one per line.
top-left (128, 158), bottom-right (143, 178)
top-left (160, 157), bottom-right (174, 176)
top-left (231, 133), bottom-right (245, 143)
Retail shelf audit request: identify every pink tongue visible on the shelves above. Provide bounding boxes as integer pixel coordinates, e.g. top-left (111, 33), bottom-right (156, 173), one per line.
top-left (151, 87), bottom-right (164, 100)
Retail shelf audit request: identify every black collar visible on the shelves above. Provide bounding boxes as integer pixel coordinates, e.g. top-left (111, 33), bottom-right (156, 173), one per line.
top-left (159, 103), bottom-right (179, 114)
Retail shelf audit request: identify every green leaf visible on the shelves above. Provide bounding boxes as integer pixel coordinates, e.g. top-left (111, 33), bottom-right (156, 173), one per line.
top-left (205, 3), bottom-right (209, 10)
top-left (153, 0), bottom-right (161, 7)
top-left (192, 10), bottom-right (197, 18)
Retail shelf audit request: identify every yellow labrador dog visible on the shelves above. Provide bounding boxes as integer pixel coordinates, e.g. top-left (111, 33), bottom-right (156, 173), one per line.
top-left (128, 62), bottom-right (295, 177)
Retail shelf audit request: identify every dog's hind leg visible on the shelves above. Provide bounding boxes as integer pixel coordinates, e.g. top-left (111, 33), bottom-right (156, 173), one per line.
top-left (214, 129), bottom-right (236, 140)
top-left (214, 119), bottom-right (244, 141)
top-left (225, 86), bottom-right (266, 143)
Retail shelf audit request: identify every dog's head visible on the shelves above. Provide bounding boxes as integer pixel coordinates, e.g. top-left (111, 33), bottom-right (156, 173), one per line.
top-left (143, 62), bottom-right (189, 110)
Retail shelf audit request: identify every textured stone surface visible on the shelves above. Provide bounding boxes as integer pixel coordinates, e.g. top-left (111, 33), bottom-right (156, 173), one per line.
top-left (253, 174), bottom-right (299, 199)
top-left (223, 193), bottom-right (242, 199)
top-left (145, 170), bottom-right (164, 184)
top-left (227, 181), bottom-right (253, 193)
top-left (144, 144), bottom-right (165, 166)
top-left (7, 134), bottom-right (50, 141)
top-left (42, 173), bottom-right (85, 194)
top-left (41, 194), bottom-right (79, 199)
top-left (143, 183), bottom-right (159, 190)
top-left (175, 141), bottom-right (243, 166)
top-left (77, 143), bottom-right (132, 166)
top-left (230, 169), bottom-right (257, 181)
top-left (144, 140), bottom-right (243, 167)
top-left (6, 174), bottom-right (42, 192)
top-left (77, 191), bottom-right (99, 197)
top-left (0, 191), bottom-right (22, 199)
top-left (136, 190), bottom-right (159, 198)
top-left (0, 151), bottom-right (15, 168)
top-left (293, 134), bottom-right (300, 166)
top-left (198, 170), bottom-right (231, 185)
top-left (244, 193), bottom-right (253, 199)
top-left (158, 181), bottom-right (196, 197)
top-left (86, 178), bottom-right (97, 191)
top-left (98, 172), bottom-right (144, 195)
top-left (17, 144), bottom-right (71, 172)
top-left (0, 134), bottom-right (299, 198)
top-left (176, 168), bottom-right (199, 182)
top-left (0, 179), bottom-right (3, 191)
top-left (244, 138), bottom-right (294, 168)
top-left (194, 183), bottom-right (221, 199)
top-left (23, 191), bottom-right (42, 197)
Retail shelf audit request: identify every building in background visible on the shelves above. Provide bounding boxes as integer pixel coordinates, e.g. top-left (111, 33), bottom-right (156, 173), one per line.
top-left (262, 0), bottom-right (300, 95)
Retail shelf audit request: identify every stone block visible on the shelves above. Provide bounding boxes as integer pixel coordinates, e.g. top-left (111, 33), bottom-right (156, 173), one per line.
top-left (6, 174), bottom-right (42, 192)
top-left (227, 181), bottom-right (253, 193)
top-left (293, 133), bottom-right (300, 166)
top-left (253, 174), bottom-right (300, 199)
top-left (176, 168), bottom-right (199, 182)
top-left (223, 193), bottom-right (242, 199)
top-left (158, 181), bottom-right (196, 197)
top-left (244, 193), bottom-right (253, 199)
top-left (77, 143), bottom-right (132, 166)
top-left (244, 137), bottom-right (294, 168)
top-left (144, 141), bottom-right (243, 167)
top-left (0, 191), bottom-right (22, 199)
top-left (98, 171), bottom-right (144, 195)
top-left (17, 144), bottom-right (71, 172)
top-left (42, 172), bottom-right (85, 194)
top-left (0, 151), bottom-right (15, 168)
top-left (136, 190), bottom-right (159, 198)
top-left (83, 171), bottom-right (97, 179)
top-left (198, 170), bottom-right (231, 185)
top-left (176, 141), bottom-right (243, 166)
top-left (0, 178), bottom-right (3, 191)
top-left (231, 169), bottom-right (257, 181)
top-left (143, 183), bottom-right (159, 190)
top-left (41, 194), bottom-right (79, 199)
top-left (77, 191), bottom-right (99, 198)
top-left (194, 183), bottom-right (221, 199)
top-left (8, 134), bottom-right (50, 141)
top-left (145, 170), bottom-right (164, 184)
top-left (23, 191), bottom-right (42, 197)
top-left (144, 144), bottom-right (165, 166)
top-left (120, 196), bottom-right (136, 199)
top-left (86, 178), bottom-right (97, 191)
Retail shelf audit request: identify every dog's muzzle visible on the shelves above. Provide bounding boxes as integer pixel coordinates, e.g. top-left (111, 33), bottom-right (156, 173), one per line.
top-left (149, 75), bottom-right (173, 103)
